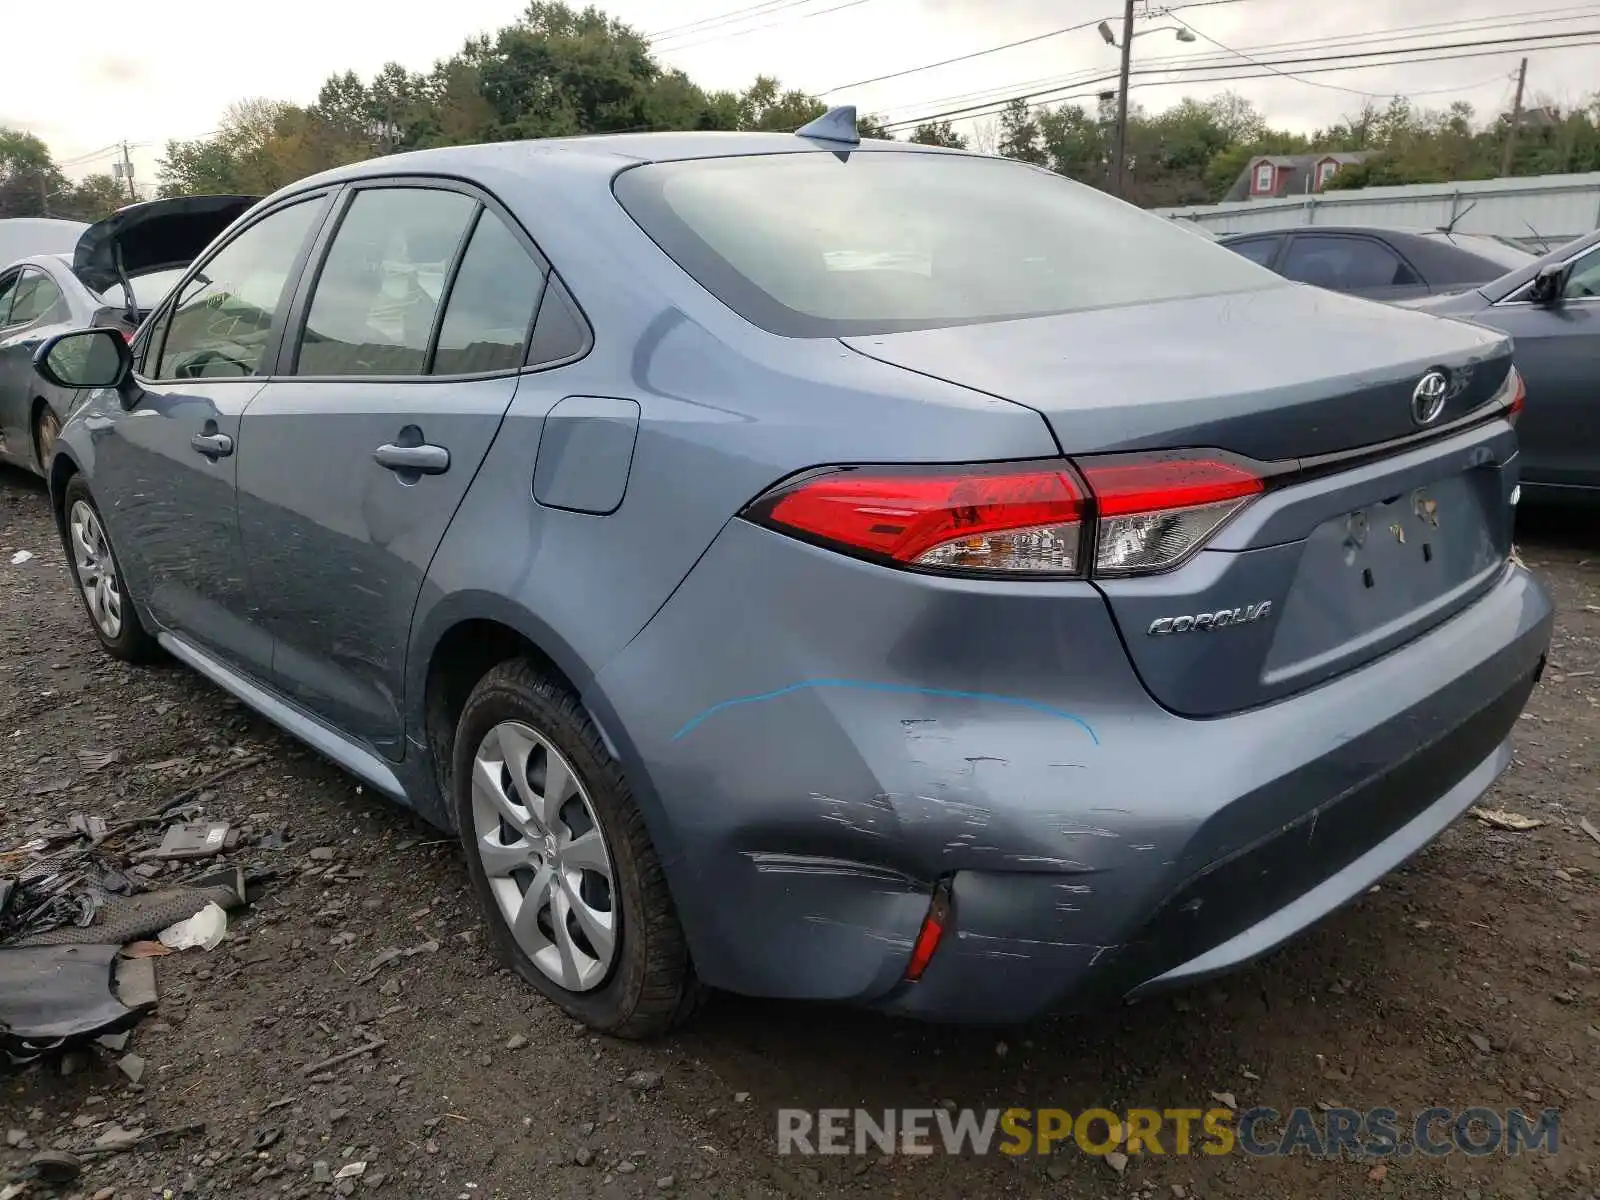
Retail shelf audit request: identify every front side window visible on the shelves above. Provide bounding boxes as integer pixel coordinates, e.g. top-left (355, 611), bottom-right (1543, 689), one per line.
top-left (7, 269), bottom-right (66, 325)
top-left (431, 211), bottom-right (546, 375)
top-left (295, 187), bottom-right (477, 377)
top-left (154, 199), bottom-right (323, 380)
top-left (1563, 248), bottom-right (1600, 299)
top-left (1281, 236), bottom-right (1418, 291)
top-left (615, 152), bottom-right (1279, 337)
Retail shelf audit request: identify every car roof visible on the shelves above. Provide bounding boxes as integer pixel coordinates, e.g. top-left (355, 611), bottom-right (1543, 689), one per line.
top-left (287, 133), bottom-right (957, 191)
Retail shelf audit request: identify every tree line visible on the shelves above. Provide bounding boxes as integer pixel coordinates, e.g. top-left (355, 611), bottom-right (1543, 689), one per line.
top-left (5, 1), bottom-right (1599, 223)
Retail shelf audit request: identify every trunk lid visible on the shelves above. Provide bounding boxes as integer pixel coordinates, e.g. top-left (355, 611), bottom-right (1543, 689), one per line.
top-left (840, 285), bottom-right (1511, 461)
top-left (844, 285), bottom-right (1519, 717)
top-left (72, 194), bottom-right (261, 305)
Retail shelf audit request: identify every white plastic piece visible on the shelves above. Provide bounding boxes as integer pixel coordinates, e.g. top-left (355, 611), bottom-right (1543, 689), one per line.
top-left (9, 551), bottom-right (33, 565)
top-left (157, 901), bottom-right (228, 951)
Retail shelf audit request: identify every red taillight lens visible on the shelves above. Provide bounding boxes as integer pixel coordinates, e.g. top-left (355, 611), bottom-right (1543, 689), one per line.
top-left (1076, 451), bottom-right (1265, 576)
top-left (1506, 367), bottom-right (1526, 426)
top-left (750, 462), bottom-right (1088, 575)
top-left (904, 884), bottom-right (952, 983)
top-left (745, 451), bottom-right (1265, 579)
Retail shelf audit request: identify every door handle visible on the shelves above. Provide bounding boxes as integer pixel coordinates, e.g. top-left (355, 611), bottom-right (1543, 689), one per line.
top-left (374, 443), bottom-right (450, 475)
top-left (190, 432), bottom-right (234, 459)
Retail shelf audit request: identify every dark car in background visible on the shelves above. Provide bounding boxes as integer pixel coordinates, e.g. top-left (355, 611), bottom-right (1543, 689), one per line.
top-left (0, 195), bottom-right (258, 475)
top-left (1219, 226), bottom-right (1536, 303)
top-left (1401, 227), bottom-right (1600, 504)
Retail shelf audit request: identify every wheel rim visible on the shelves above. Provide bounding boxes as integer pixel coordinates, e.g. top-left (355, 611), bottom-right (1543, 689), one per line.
top-left (36, 409), bottom-right (60, 470)
top-left (471, 721), bottom-right (618, 992)
top-left (68, 500), bottom-right (123, 639)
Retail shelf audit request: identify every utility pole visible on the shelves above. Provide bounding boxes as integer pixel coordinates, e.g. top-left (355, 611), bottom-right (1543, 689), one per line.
top-left (120, 141), bottom-right (137, 202)
top-left (1501, 58), bottom-right (1528, 178)
top-left (1110, 0), bottom-right (1136, 198)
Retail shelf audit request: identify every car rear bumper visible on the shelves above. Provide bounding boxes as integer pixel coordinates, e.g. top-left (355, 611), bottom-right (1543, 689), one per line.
top-left (590, 521), bottom-right (1552, 1022)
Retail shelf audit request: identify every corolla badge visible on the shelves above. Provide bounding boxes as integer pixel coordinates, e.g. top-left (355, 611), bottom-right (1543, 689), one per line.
top-left (1147, 601), bottom-right (1273, 636)
top-left (1411, 370), bottom-right (1449, 426)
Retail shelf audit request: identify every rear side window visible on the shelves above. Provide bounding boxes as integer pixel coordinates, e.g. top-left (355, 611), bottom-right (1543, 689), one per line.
top-left (296, 187), bottom-right (477, 377)
top-left (154, 199), bottom-right (323, 380)
top-left (1226, 237), bottom-right (1280, 267)
top-left (7, 269), bottom-right (66, 325)
top-left (614, 152), bottom-right (1279, 337)
top-left (0, 271), bottom-right (20, 325)
top-left (431, 212), bottom-right (546, 375)
top-left (1281, 235), bottom-right (1418, 291)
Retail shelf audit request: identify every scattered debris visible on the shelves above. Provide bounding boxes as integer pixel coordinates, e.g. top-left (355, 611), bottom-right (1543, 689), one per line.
top-left (9, 550), bottom-right (34, 565)
top-left (334, 1162), bottom-right (367, 1180)
top-left (117, 1052), bottom-right (147, 1083)
top-left (134, 821), bottom-right (237, 862)
top-left (627, 1070), bottom-right (663, 1093)
top-left (505, 1033), bottom-right (528, 1051)
top-left (301, 1036), bottom-right (387, 1076)
top-left (0, 944), bottom-right (150, 1061)
top-left (1467, 807), bottom-right (1544, 832)
top-left (1580, 818), bottom-right (1600, 849)
top-left (75, 1123), bottom-right (205, 1158)
top-left (157, 901), bottom-right (228, 951)
top-left (1104, 1150), bottom-right (1128, 1173)
top-left (1210, 1091), bottom-right (1237, 1109)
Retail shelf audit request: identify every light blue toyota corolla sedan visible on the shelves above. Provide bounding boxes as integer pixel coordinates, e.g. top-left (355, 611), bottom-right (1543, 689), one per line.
top-left (34, 111), bottom-right (1552, 1037)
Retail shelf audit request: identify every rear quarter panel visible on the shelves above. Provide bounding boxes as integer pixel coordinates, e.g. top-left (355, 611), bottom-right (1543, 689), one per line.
top-left (404, 153), bottom-right (1059, 768)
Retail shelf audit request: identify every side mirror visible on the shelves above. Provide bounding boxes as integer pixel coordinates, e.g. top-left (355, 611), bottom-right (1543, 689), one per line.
top-left (1528, 262), bottom-right (1571, 308)
top-left (34, 328), bottom-right (134, 391)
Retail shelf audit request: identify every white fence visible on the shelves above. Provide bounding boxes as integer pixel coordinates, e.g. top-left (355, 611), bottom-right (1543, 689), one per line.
top-left (1152, 172), bottom-right (1600, 249)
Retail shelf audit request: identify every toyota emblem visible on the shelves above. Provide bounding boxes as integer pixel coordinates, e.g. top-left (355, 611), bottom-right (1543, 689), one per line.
top-left (1411, 370), bottom-right (1448, 426)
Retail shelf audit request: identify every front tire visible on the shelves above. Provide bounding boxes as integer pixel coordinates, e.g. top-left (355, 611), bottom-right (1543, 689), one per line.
top-left (61, 477), bottom-right (160, 663)
top-left (452, 658), bottom-right (701, 1038)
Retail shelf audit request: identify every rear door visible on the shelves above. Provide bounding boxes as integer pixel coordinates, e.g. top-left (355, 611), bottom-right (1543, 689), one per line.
top-left (1279, 233), bottom-right (1428, 301)
top-left (236, 179), bottom-right (548, 758)
top-left (1483, 241), bottom-right (1600, 491)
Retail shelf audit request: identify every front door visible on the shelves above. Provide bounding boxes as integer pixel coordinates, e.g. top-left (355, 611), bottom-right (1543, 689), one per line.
top-left (94, 194), bottom-right (332, 680)
top-left (1487, 243), bottom-right (1600, 492)
top-left (236, 182), bottom-right (548, 758)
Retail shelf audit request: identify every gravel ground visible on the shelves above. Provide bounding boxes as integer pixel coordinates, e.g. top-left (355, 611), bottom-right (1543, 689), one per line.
top-left (2, 464), bottom-right (1597, 1200)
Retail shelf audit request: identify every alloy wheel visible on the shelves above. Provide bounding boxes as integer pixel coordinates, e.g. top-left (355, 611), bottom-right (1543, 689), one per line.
top-left (68, 500), bottom-right (122, 640)
top-left (470, 720), bottom-right (618, 992)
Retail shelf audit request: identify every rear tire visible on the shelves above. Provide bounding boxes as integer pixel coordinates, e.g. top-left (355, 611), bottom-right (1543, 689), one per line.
top-left (451, 658), bottom-right (702, 1038)
top-left (33, 403), bottom-right (60, 475)
top-left (60, 476), bottom-right (160, 663)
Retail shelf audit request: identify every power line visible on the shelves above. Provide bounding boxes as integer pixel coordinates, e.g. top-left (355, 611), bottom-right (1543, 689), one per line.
top-left (872, 7), bottom-right (1600, 117)
top-left (654, 0), bottom-right (876, 49)
top-left (819, 0), bottom-right (1252, 94)
top-left (877, 30), bottom-right (1600, 129)
top-left (647, 0), bottom-right (815, 41)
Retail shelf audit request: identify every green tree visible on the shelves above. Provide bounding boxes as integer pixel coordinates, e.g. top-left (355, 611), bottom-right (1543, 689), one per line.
top-left (997, 98), bottom-right (1046, 166)
top-left (58, 174), bottom-right (129, 221)
top-left (909, 121), bottom-right (967, 148)
top-left (0, 127), bottom-right (69, 218)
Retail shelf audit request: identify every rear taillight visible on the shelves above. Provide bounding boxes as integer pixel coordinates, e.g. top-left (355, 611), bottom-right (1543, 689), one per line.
top-left (748, 462), bottom-right (1088, 575)
top-left (746, 450), bottom-right (1266, 579)
top-left (1505, 366), bottom-right (1525, 426)
top-left (1076, 452), bottom-right (1264, 576)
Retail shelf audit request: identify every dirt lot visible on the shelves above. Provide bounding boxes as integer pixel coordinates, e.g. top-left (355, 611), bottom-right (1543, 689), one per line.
top-left (2, 464), bottom-right (1597, 1200)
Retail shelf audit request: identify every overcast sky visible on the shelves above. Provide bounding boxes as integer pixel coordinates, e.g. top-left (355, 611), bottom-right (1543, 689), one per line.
top-left (7, 0), bottom-right (1598, 186)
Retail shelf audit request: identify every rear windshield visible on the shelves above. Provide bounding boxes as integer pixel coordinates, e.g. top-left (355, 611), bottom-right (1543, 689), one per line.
top-left (92, 266), bottom-right (188, 312)
top-left (614, 151), bottom-right (1279, 337)
top-left (1422, 232), bottom-right (1536, 272)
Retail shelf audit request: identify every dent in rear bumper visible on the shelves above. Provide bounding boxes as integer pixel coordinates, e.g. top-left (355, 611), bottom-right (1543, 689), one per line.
top-left (590, 516), bottom-right (1553, 1019)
